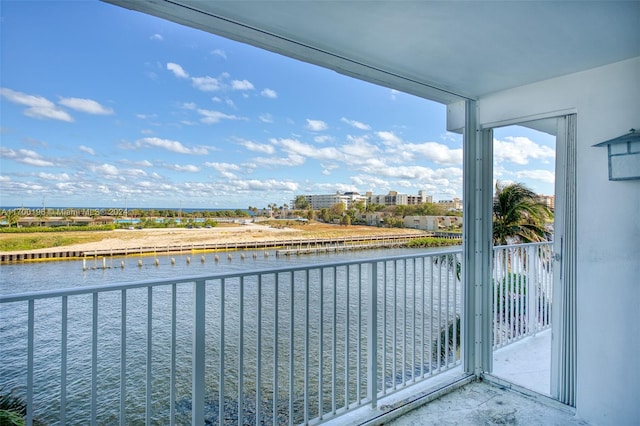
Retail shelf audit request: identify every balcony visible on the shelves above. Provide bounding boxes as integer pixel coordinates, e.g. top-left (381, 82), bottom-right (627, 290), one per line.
top-left (1, 242), bottom-right (557, 425)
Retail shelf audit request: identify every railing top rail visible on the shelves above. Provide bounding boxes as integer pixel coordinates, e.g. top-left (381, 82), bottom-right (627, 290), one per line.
top-left (0, 247), bottom-right (462, 303)
top-left (493, 241), bottom-right (553, 250)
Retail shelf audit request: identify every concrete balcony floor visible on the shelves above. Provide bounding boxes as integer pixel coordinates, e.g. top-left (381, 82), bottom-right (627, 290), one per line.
top-left (326, 330), bottom-right (588, 425)
top-left (387, 329), bottom-right (589, 425)
top-left (385, 379), bottom-right (587, 426)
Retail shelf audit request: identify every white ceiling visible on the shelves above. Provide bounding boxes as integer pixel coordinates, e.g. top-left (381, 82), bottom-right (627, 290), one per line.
top-left (104, 1), bottom-right (640, 104)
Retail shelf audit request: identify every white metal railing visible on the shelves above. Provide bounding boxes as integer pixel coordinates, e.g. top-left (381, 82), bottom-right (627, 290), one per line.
top-left (0, 250), bottom-right (463, 425)
top-left (492, 242), bottom-right (554, 349)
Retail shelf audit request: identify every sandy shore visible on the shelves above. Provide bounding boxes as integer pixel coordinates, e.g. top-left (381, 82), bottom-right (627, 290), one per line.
top-left (2, 222), bottom-right (427, 255)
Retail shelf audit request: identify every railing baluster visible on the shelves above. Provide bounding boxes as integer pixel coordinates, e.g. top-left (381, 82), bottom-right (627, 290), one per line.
top-left (170, 284), bottom-right (176, 426)
top-left (61, 295), bottom-right (67, 425)
top-left (27, 299), bottom-right (34, 426)
top-left (192, 279), bottom-right (205, 426)
top-left (304, 269), bottom-right (310, 424)
top-left (445, 256), bottom-right (451, 367)
top-left (146, 286), bottom-right (152, 426)
top-left (318, 268), bottom-right (324, 420)
top-left (421, 258), bottom-right (425, 377)
top-left (402, 259), bottom-right (407, 384)
top-left (357, 264), bottom-right (362, 404)
top-left (429, 257), bottom-right (434, 375)
top-left (273, 273), bottom-right (279, 426)
top-left (256, 275), bottom-right (262, 426)
top-left (382, 261), bottom-right (388, 394)
top-left (238, 276), bottom-right (244, 426)
top-left (453, 254), bottom-right (458, 364)
top-left (331, 267), bottom-right (337, 415)
top-left (367, 262), bottom-right (378, 408)
top-left (92, 292), bottom-right (98, 425)
top-left (392, 260), bottom-right (397, 389)
top-left (344, 266), bottom-right (350, 408)
top-left (436, 258), bottom-right (442, 372)
top-left (219, 278), bottom-right (225, 424)
top-left (289, 271), bottom-right (294, 426)
top-left (412, 258), bottom-right (416, 381)
top-left (120, 290), bottom-right (126, 426)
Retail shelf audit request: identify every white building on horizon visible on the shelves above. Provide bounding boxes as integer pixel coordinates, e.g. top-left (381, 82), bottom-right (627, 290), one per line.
top-left (366, 190), bottom-right (433, 206)
top-left (294, 191), bottom-right (368, 210)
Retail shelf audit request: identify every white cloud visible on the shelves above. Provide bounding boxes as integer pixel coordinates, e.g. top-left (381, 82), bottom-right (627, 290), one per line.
top-left (136, 113), bottom-right (157, 120)
top-left (389, 89), bottom-right (399, 100)
top-left (169, 164), bottom-right (200, 172)
top-left (0, 147), bottom-right (55, 167)
top-left (396, 142), bottom-right (463, 166)
top-left (232, 179), bottom-right (298, 192)
top-left (305, 119), bottom-right (328, 132)
top-left (314, 135), bottom-right (334, 143)
top-left (1, 88), bottom-right (73, 122)
top-left (376, 131), bottom-right (402, 145)
top-left (253, 154), bottom-right (306, 167)
top-left (271, 137), bottom-right (380, 167)
top-left (211, 49), bottom-right (226, 59)
top-left (261, 88), bottom-right (278, 98)
top-left (136, 137), bottom-right (209, 155)
top-left (79, 145), bottom-right (95, 155)
top-left (237, 139), bottom-right (275, 154)
top-left (259, 113), bottom-right (274, 123)
top-left (191, 76), bottom-right (221, 92)
top-left (58, 97), bottom-right (114, 115)
top-left (197, 109), bottom-right (245, 124)
top-left (231, 79), bottom-right (254, 90)
top-left (150, 34), bottom-right (163, 41)
top-left (121, 159), bottom-right (153, 167)
top-left (494, 136), bottom-right (555, 165)
top-left (91, 163), bottom-right (120, 176)
top-left (341, 117), bottom-right (371, 130)
top-left (204, 162), bottom-right (240, 171)
top-left (25, 106), bottom-right (74, 122)
top-left (37, 172), bottom-right (69, 181)
top-left (167, 62), bottom-right (189, 79)
top-left (514, 169), bottom-right (555, 183)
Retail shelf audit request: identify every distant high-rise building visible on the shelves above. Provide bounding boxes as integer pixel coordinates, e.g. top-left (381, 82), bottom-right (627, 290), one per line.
top-left (436, 197), bottom-right (463, 211)
top-left (293, 192), bottom-right (368, 210)
top-left (537, 195), bottom-right (555, 210)
top-left (365, 190), bottom-right (433, 206)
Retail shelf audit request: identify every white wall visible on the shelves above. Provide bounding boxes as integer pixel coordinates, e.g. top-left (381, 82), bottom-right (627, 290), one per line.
top-left (478, 57), bottom-right (640, 425)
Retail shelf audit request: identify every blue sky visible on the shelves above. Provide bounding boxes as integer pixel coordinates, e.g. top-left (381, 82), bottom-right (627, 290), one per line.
top-left (0, 0), bottom-right (555, 210)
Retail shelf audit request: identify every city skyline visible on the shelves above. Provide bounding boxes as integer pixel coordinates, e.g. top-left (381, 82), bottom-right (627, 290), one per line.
top-left (1, 1), bottom-right (555, 209)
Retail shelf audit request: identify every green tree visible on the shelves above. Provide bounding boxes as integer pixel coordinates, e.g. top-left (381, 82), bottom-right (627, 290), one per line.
top-left (493, 181), bottom-right (552, 245)
top-left (329, 202), bottom-right (345, 217)
top-left (4, 210), bottom-right (20, 227)
top-left (293, 195), bottom-right (310, 210)
top-left (306, 208), bottom-right (315, 221)
top-left (319, 208), bottom-right (330, 223)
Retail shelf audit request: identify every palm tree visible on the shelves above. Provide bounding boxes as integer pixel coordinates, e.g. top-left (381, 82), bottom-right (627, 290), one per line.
top-left (4, 210), bottom-right (20, 227)
top-left (493, 181), bottom-right (552, 245)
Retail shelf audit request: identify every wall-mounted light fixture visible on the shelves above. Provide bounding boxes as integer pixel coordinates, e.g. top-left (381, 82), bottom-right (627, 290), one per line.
top-left (594, 129), bottom-right (640, 181)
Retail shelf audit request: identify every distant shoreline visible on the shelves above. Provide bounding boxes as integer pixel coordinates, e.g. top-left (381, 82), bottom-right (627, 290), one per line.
top-left (1, 222), bottom-right (451, 262)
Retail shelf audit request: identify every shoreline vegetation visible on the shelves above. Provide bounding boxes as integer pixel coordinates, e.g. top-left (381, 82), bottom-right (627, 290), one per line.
top-left (0, 220), bottom-right (461, 256)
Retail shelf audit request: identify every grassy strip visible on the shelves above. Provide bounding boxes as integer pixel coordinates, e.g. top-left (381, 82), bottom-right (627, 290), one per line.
top-left (0, 224), bottom-right (115, 233)
top-left (406, 236), bottom-right (462, 247)
top-left (0, 233), bottom-right (109, 252)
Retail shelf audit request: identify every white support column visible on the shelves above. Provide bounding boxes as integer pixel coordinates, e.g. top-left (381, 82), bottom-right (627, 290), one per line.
top-left (462, 100), bottom-right (494, 376)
